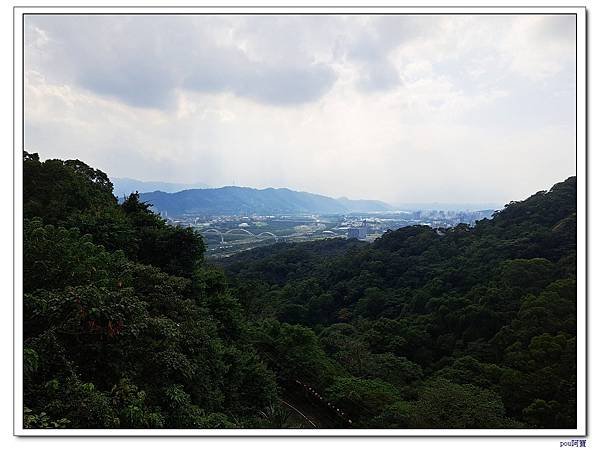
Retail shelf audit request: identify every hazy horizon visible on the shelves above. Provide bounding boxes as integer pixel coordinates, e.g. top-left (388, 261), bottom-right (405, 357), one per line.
top-left (25, 14), bottom-right (575, 205)
top-left (108, 175), bottom-right (505, 210)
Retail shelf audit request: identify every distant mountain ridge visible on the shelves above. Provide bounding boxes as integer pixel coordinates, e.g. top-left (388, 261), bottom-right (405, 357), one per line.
top-left (335, 197), bottom-right (392, 213)
top-left (112, 177), bottom-right (210, 199)
top-left (139, 186), bottom-right (393, 216)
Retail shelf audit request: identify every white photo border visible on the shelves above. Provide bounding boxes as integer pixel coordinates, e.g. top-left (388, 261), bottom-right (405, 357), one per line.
top-left (13, 4), bottom-right (587, 437)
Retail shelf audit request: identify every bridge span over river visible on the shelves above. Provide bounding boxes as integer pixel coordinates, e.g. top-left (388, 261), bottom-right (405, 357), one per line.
top-left (200, 227), bottom-right (347, 245)
top-left (200, 228), bottom-right (279, 244)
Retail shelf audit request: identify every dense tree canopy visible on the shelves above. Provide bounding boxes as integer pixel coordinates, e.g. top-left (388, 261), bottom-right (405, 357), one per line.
top-left (23, 151), bottom-right (577, 429)
top-left (223, 177), bottom-right (578, 428)
top-left (23, 152), bottom-right (277, 428)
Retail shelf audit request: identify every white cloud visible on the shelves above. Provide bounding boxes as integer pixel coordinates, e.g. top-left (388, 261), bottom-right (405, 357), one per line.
top-left (502, 15), bottom-right (576, 81)
top-left (24, 14), bottom-right (576, 205)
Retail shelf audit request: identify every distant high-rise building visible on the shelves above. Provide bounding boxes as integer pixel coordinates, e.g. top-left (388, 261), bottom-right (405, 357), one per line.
top-left (347, 220), bottom-right (368, 240)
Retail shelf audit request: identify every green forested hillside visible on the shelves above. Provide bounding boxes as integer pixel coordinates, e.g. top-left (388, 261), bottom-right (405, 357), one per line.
top-left (139, 186), bottom-right (391, 216)
top-left (23, 152), bottom-right (278, 428)
top-left (223, 176), bottom-right (578, 428)
top-left (23, 151), bottom-right (577, 429)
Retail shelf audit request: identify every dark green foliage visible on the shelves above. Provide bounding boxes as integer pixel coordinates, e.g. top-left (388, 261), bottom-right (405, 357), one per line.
top-left (23, 218), bottom-right (277, 428)
top-left (23, 153), bottom-right (277, 429)
top-left (24, 151), bottom-right (204, 278)
top-left (24, 151), bottom-right (115, 226)
top-left (121, 192), bottom-right (205, 278)
top-left (249, 319), bottom-right (338, 387)
top-left (224, 176), bottom-right (577, 429)
top-left (23, 150), bottom-right (577, 429)
top-left (409, 378), bottom-right (519, 428)
top-left (325, 376), bottom-right (403, 426)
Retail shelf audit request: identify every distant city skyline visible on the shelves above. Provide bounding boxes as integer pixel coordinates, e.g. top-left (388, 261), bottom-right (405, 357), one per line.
top-left (25, 14), bottom-right (575, 205)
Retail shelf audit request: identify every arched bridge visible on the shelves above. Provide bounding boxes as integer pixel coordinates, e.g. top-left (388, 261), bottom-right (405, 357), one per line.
top-left (201, 228), bottom-right (278, 244)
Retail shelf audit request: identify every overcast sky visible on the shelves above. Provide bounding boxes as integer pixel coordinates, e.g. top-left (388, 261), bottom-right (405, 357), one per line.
top-left (24, 14), bottom-right (575, 205)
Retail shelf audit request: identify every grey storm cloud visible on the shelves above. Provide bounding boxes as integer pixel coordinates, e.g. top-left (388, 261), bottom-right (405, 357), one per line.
top-left (25, 15), bottom-right (433, 108)
top-left (75, 39), bottom-right (336, 108)
top-left (182, 50), bottom-right (336, 105)
top-left (77, 58), bottom-right (177, 109)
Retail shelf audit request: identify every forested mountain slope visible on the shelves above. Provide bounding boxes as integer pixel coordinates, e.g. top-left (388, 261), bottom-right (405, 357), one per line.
top-left (139, 186), bottom-right (391, 216)
top-left (223, 176), bottom-right (577, 428)
top-left (112, 177), bottom-right (210, 199)
top-left (23, 150), bottom-right (577, 429)
top-left (23, 152), bottom-right (278, 428)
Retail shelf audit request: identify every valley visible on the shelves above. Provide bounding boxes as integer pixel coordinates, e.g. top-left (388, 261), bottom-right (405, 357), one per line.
top-left (164, 209), bottom-right (495, 258)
